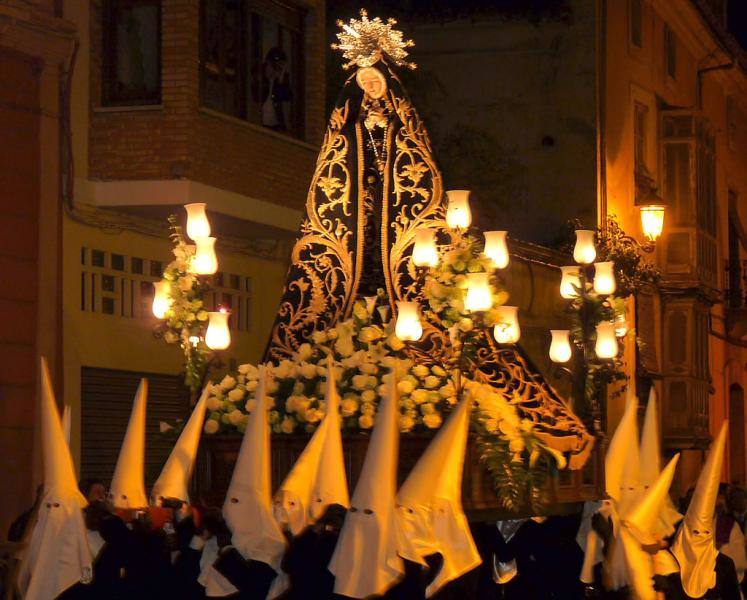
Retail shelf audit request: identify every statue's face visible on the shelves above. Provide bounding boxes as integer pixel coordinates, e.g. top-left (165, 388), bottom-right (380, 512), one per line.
top-left (356, 67), bottom-right (387, 99)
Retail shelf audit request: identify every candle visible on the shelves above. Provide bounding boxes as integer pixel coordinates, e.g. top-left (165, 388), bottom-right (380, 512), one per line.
top-left (395, 301), bottom-right (423, 341)
top-left (464, 273), bottom-right (493, 312)
top-left (484, 231), bottom-right (509, 269)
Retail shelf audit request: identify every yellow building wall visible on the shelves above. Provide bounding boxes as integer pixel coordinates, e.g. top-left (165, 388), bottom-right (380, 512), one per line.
top-left (61, 214), bottom-right (289, 467)
top-left (603, 0), bottom-right (747, 492)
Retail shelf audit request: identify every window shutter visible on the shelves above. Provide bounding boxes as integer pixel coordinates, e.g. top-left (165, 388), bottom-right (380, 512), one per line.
top-left (81, 367), bottom-right (190, 487)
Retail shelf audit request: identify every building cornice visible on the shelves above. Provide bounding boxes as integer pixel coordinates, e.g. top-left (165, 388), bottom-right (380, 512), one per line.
top-left (652, 0), bottom-right (747, 108)
top-left (0, 2), bottom-right (76, 66)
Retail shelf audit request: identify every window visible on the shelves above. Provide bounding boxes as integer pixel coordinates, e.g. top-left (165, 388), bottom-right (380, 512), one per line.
top-left (634, 102), bottom-right (648, 175)
top-left (664, 24), bottom-right (676, 79)
top-left (630, 0), bottom-right (642, 48)
top-left (201, 0), bottom-right (305, 137)
top-left (696, 122), bottom-right (716, 236)
top-left (102, 0), bottom-right (161, 106)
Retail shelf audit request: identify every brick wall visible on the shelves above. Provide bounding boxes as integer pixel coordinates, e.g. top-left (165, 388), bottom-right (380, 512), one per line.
top-left (89, 0), bottom-right (325, 212)
top-left (0, 49), bottom-right (40, 534)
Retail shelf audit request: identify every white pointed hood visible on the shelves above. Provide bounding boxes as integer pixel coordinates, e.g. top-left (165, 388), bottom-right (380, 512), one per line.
top-left (329, 365), bottom-right (404, 598)
top-left (602, 388), bottom-right (640, 591)
top-left (62, 404), bottom-right (71, 447)
top-left (223, 365), bottom-right (286, 571)
top-left (396, 393), bottom-right (481, 597)
top-left (274, 356), bottom-right (349, 535)
top-left (151, 383), bottom-right (211, 504)
top-left (640, 388), bottom-right (682, 536)
top-left (619, 455), bottom-right (680, 600)
top-left (109, 379), bottom-right (148, 508)
top-left (672, 422), bottom-right (727, 599)
top-left (18, 358), bottom-right (92, 600)
top-left (605, 388), bottom-right (639, 508)
top-left (618, 389), bottom-right (641, 515)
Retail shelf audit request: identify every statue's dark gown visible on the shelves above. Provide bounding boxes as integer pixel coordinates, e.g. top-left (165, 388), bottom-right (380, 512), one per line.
top-left (264, 60), bottom-right (593, 470)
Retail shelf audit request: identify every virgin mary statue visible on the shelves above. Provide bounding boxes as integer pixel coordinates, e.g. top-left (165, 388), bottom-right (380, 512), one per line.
top-left (265, 11), bottom-right (592, 467)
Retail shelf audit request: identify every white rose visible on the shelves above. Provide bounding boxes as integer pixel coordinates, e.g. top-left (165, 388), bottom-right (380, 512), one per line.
top-left (335, 335), bottom-right (355, 357)
top-left (411, 389), bottom-right (429, 404)
top-left (275, 360), bottom-right (297, 379)
top-left (361, 402), bottom-right (375, 416)
top-left (280, 417), bottom-right (295, 434)
top-left (358, 414), bottom-right (374, 429)
top-left (244, 399), bottom-right (256, 413)
top-left (397, 380), bottom-right (415, 395)
top-left (359, 362), bottom-right (378, 375)
top-left (228, 388), bottom-right (245, 402)
top-left (352, 375), bottom-right (369, 391)
top-left (204, 419), bottom-right (219, 434)
top-left (438, 382), bottom-right (455, 398)
top-left (361, 389), bottom-right (376, 403)
top-left (341, 397), bottom-right (359, 417)
top-left (246, 379), bottom-right (258, 392)
top-left (220, 375), bottom-right (236, 390)
top-left (228, 409), bottom-right (243, 425)
top-left (412, 365), bottom-right (429, 378)
top-left (296, 343), bottom-right (313, 361)
top-left (300, 363), bottom-right (318, 379)
top-left (386, 334), bottom-right (405, 351)
top-left (399, 414), bottom-right (415, 432)
top-left (311, 330), bottom-right (328, 344)
top-left (420, 402), bottom-right (435, 415)
top-left (423, 413), bottom-right (443, 429)
top-left (431, 365), bottom-right (447, 377)
top-left (206, 395), bottom-right (222, 411)
top-left (238, 363), bottom-right (259, 379)
top-left (424, 375), bottom-right (441, 389)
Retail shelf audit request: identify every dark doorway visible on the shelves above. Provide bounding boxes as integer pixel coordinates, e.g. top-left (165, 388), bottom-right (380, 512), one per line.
top-left (729, 383), bottom-right (745, 485)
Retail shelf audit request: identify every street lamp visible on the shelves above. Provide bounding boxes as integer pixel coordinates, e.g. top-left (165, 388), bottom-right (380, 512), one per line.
top-left (639, 204), bottom-right (665, 243)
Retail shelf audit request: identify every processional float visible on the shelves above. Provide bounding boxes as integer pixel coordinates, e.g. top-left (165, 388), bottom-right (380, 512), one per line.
top-left (196, 11), bottom-right (597, 516)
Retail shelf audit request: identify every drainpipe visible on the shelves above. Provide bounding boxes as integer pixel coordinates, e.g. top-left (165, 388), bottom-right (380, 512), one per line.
top-left (595, 0), bottom-right (607, 228)
top-left (697, 61), bottom-right (733, 110)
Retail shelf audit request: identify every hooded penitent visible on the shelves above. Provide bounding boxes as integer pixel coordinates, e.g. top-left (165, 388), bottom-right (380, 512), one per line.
top-left (620, 454), bottom-right (680, 600)
top-left (396, 393), bottom-right (481, 597)
top-left (275, 356), bottom-right (349, 535)
top-left (151, 383), bottom-right (211, 504)
top-left (601, 388), bottom-right (639, 590)
top-left (223, 365), bottom-right (287, 571)
top-left (671, 422), bottom-right (728, 599)
top-left (109, 379), bottom-right (148, 508)
top-left (640, 387), bottom-right (682, 537)
top-left (18, 358), bottom-right (92, 600)
top-left (329, 365), bottom-right (404, 598)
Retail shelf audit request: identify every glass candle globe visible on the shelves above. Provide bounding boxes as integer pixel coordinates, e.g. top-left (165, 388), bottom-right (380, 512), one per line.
top-left (152, 281), bottom-right (171, 319)
top-left (464, 273), bottom-right (493, 312)
top-left (484, 231), bottom-right (509, 269)
top-left (593, 261), bottom-right (616, 295)
top-left (595, 321), bottom-right (618, 359)
top-left (549, 330), bottom-right (572, 363)
top-left (412, 228), bottom-right (439, 268)
top-left (640, 205), bottom-right (665, 242)
top-left (559, 266), bottom-right (582, 299)
top-left (493, 306), bottom-right (520, 344)
top-left (185, 203), bottom-right (211, 241)
top-left (615, 312), bottom-right (628, 337)
top-left (445, 190), bottom-right (472, 230)
top-left (193, 237), bottom-right (218, 275)
top-left (573, 230), bottom-right (596, 265)
top-left (205, 310), bottom-right (231, 350)
top-left (395, 301), bottom-right (423, 341)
